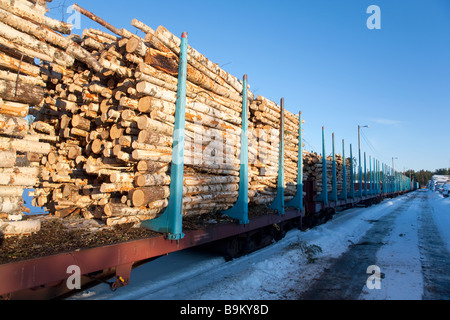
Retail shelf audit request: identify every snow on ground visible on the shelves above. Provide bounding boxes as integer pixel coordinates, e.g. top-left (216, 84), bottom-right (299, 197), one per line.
top-left (72, 190), bottom-right (450, 300)
top-left (428, 192), bottom-right (450, 252)
top-left (358, 196), bottom-right (423, 300)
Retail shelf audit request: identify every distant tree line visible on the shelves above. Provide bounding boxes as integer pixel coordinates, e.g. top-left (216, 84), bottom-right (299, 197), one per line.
top-left (404, 168), bottom-right (450, 187)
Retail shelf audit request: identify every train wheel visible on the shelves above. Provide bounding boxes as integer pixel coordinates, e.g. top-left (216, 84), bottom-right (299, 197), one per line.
top-left (273, 222), bottom-right (287, 242)
top-left (221, 236), bottom-right (240, 261)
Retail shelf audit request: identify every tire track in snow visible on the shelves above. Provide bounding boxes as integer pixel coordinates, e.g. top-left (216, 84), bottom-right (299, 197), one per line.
top-left (297, 192), bottom-right (418, 300)
top-left (418, 192), bottom-right (450, 300)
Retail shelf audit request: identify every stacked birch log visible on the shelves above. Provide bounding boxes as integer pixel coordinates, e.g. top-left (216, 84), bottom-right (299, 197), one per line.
top-left (303, 151), bottom-right (352, 196)
top-left (26, 5), bottom-right (255, 225)
top-left (248, 96), bottom-right (301, 205)
top-left (0, 0), bottom-right (56, 223)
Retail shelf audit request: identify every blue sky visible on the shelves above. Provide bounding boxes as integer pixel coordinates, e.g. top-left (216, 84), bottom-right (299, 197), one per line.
top-left (48, 0), bottom-right (450, 172)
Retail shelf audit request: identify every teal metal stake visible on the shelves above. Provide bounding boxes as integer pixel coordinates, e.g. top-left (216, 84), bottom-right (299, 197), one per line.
top-left (391, 168), bottom-right (395, 192)
top-left (396, 171), bottom-right (399, 192)
top-left (372, 157), bottom-right (375, 195)
top-left (269, 98), bottom-right (285, 215)
top-left (339, 139), bottom-right (347, 200)
top-left (374, 159), bottom-right (377, 194)
top-left (375, 160), bottom-right (380, 194)
top-left (363, 152), bottom-right (367, 197)
top-left (286, 111), bottom-right (303, 211)
top-left (391, 168), bottom-right (394, 193)
top-left (380, 161), bottom-right (382, 194)
top-left (389, 167), bottom-right (392, 193)
top-left (349, 144), bottom-right (355, 199)
top-left (386, 164), bottom-right (391, 193)
top-left (358, 128), bottom-right (363, 198)
top-left (221, 75), bottom-right (250, 224)
top-left (374, 158), bottom-right (377, 194)
top-left (330, 133), bottom-right (338, 202)
top-left (369, 156), bottom-right (372, 195)
top-left (141, 32), bottom-right (189, 240)
top-left (316, 127), bottom-right (328, 204)
top-left (379, 161), bottom-right (382, 194)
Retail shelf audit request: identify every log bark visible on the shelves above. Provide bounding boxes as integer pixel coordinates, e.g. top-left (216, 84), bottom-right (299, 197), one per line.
top-left (0, 172), bottom-right (38, 187)
top-left (136, 160), bottom-right (169, 173)
top-left (72, 114), bottom-right (91, 131)
top-left (0, 114), bottom-right (29, 137)
top-left (0, 196), bottom-right (24, 213)
top-left (0, 79), bottom-right (45, 106)
top-left (0, 137), bottom-right (51, 154)
top-left (134, 173), bottom-right (171, 187)
top-left (136, 114), bottom-right (174, 136)
top-left (0, 69), bottom-right (45, 87)
top-left (104, 202), bottom-right (163, 217)
top-left (0, 21), bottom-right (73, 68)
top-left (131, 186), bottom-right (170, 207)
top-left (0, 51), bottom-right (40, 77)
top-left (0, 99), bottom-right (29, 117)
top-left (0, 150), bottom-right (17, 168)
top-left (0, 186), bottom-right (24, 197)
top-left (138, 129), bottom-right (173, 147)
top-left (72, 3), bottom-right (122, 37)
top-left (0, 0), bottom-right (72, 34)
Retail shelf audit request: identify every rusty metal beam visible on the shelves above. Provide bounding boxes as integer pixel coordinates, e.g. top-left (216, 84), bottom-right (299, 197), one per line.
top-left (0, 210), bottom-right (301, 298)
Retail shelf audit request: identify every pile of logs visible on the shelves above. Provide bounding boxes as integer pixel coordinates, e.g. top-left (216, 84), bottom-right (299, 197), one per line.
top-left (0, 0), bottom-right (54, 223)
top-left (248, 95), bottom-right (301, 205)
top-left (27, 5), bottom-right (254, 225)
top-left (303, 151), bottom-right (352, 196)
top-left (0, 1), bottom-right (305, 228)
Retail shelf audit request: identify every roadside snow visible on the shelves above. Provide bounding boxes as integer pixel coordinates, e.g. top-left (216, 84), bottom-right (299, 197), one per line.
top-left (359, 198), bottom-right (423, 300)
top-left (428, 192), bottom-right (450, 251)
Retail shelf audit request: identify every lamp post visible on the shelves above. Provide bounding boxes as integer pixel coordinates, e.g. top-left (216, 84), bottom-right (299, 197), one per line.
top-left (392, 157), bottom-right (398, 192)
top-left (358, 125), bottom-right (369, 197)
top-left (392, 157), bottom-right (398, 171)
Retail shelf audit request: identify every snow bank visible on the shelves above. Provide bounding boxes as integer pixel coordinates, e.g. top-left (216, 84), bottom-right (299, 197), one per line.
top-left (428, 190), bottom-right (450, 251)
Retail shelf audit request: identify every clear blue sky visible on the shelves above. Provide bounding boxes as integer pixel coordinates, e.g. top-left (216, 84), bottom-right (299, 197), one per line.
top-left (48, 0), bottom-right (450, 172)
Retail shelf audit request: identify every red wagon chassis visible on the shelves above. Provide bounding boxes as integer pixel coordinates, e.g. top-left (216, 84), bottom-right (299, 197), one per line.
top-left (0, 209), bottom-right (301, 299)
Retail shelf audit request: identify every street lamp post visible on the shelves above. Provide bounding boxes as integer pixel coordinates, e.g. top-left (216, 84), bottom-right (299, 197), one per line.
top-left (392, 157), bottom-right (398, 171)
top-left (392, 157), bottom-right (398, 192)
